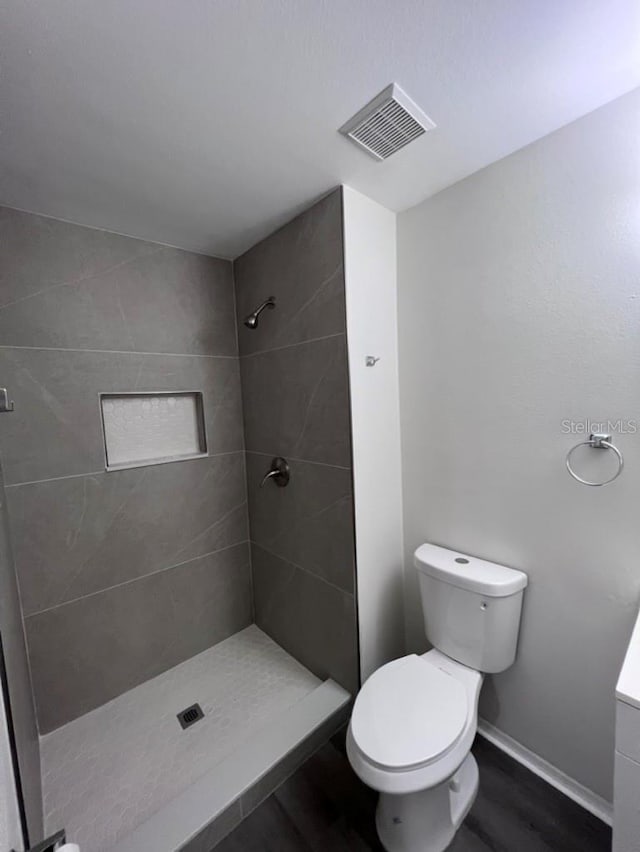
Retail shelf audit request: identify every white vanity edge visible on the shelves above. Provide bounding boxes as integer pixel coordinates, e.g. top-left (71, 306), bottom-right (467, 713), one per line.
top-left (616, 607), bottom-right (640, 710)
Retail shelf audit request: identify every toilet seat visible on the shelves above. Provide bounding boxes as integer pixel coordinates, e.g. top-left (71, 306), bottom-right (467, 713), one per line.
top-left (350, 654), bottom-right (468, 771)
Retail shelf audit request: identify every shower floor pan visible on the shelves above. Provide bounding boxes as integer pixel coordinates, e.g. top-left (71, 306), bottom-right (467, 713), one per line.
top-left (40, 625), bottom-right (350, 852)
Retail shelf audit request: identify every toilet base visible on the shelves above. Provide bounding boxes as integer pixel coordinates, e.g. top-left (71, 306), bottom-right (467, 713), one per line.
top-left (375, 752), bottom-right (479, 852)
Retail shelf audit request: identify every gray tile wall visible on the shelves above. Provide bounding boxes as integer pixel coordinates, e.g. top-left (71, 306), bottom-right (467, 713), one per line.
top-left (0, 461), bottom-right (43, 841)
top-left (0, 207), bottom-right (251, 733)
top-left (234, 189), bottom-right (359, 695)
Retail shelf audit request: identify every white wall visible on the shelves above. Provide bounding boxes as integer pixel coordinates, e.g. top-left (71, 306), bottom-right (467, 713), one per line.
top-left (342, 187), bottom-right (405, 682)
top-left (397, 88), bottom-right (640, 802)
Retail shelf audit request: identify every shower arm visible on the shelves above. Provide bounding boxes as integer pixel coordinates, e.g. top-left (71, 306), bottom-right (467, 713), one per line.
top-left (244, 297), bottom-right (276, 328)
top-left (254, 297), bottom-right (275, 317)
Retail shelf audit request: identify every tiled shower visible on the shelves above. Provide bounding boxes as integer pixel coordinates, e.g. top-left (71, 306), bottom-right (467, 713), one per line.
top-left (235, 189), bottom-right (358, 695)
top-left (0, 188), bottom-right (357, 850)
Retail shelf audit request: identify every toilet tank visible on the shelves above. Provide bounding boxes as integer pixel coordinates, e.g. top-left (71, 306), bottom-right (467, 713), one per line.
top-left (414, 543), bottom-right (528, 673)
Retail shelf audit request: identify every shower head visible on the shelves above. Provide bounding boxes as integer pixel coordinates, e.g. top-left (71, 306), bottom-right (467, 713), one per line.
top-left (244, 297), bottom-right (276, 329)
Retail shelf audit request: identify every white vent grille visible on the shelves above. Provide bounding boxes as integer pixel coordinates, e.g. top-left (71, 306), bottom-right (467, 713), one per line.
top-left (340, 83), bottom-right (436, 161)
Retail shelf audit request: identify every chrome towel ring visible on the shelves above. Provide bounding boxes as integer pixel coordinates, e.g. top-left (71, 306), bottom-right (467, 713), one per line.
top-left (566, 432), bottom-right (624, 486)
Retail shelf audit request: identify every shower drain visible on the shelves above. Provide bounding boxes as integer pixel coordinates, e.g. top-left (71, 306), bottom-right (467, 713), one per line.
top-left (177, 703), bottom-right (204, 729)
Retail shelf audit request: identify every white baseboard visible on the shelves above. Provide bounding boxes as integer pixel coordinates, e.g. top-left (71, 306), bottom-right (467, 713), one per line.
top-left (477, 719), bottom-right (613, 826)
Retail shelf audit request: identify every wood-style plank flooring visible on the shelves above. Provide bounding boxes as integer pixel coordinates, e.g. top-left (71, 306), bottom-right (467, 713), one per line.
top-left (215, 733), bottom-right (611, 851)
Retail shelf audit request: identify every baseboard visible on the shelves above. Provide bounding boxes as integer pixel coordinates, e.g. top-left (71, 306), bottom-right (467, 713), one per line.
top-left (477, 719), bottom-right (613, 826)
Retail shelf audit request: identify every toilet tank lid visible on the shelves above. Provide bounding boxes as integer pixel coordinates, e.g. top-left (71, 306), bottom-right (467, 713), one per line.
top-left (414, 543), bottom-right (528, 597)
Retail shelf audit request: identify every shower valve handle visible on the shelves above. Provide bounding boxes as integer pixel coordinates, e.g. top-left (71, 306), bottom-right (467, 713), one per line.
top-left (260, 457), bottom-right (290, 488)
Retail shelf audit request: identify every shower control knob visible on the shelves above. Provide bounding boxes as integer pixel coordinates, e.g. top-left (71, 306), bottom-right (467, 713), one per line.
top-left (260, 457), bottom-right (290, 488)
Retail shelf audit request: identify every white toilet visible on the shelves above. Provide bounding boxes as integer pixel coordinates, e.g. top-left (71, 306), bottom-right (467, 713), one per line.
top-left (347, 543), bottom-right (528, 852)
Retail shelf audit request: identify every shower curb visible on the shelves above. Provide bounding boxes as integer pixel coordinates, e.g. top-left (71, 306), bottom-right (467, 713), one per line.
top-left (109, 679), bottom-right (351, 852)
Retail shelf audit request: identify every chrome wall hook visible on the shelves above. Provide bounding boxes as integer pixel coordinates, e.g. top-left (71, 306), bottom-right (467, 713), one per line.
top-left (0, 389), bottom-right (14, 413)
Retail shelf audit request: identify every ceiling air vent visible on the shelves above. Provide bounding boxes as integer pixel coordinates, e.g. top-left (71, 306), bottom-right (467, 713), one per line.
top-left (339, 83), bottom-right (436, 161)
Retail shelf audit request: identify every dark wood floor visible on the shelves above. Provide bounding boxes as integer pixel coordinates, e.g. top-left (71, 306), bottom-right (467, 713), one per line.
top-left (214, 733), bottom-right (611, 852)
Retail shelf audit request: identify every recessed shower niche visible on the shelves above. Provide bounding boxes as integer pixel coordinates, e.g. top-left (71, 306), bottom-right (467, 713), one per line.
top-left (100, 391), bottom-right (208, 470)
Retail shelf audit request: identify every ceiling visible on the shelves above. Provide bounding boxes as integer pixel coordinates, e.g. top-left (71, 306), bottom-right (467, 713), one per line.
top-left (1, 0), bottom-right (639, 259)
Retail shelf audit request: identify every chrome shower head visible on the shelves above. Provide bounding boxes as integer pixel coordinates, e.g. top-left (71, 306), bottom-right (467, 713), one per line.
top-left (244, 297), bottom-right (275, 329)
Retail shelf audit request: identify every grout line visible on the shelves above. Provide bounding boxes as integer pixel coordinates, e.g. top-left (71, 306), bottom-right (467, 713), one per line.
top-left (238, 453), bottom-right (256, 623)
top-left (5, 450), bottom-right (245, 489)
top-left (240, 332), bottom-right (344, 359)
top-left (230, 257), bottom-right (241, 358)
top-left (229, 260), bottom-right (248, 455)
top-left (5, 470), bottom-right (106, 489)
top-left (0, 345), bottom-right (237, 359)
top-left (250, 540), bottom-right (354, 598)
top-left (246, 450), bottom-right (350, 471)
top-left (25, 539), bottom-right (251, 619)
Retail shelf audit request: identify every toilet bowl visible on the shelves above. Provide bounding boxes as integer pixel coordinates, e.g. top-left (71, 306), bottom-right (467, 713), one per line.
top-left (347, 543), bottom-right (527, 852)
top-left (347, 650), bottom-right (482, 852)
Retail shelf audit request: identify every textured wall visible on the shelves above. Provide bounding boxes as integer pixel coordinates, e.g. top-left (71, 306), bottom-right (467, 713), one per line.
top-left (397, 89), bottom-right (640, 801)
top-left (0, 208), bottom-right (251, 733)
top-left (234, 189), bottom-right (359, 694)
